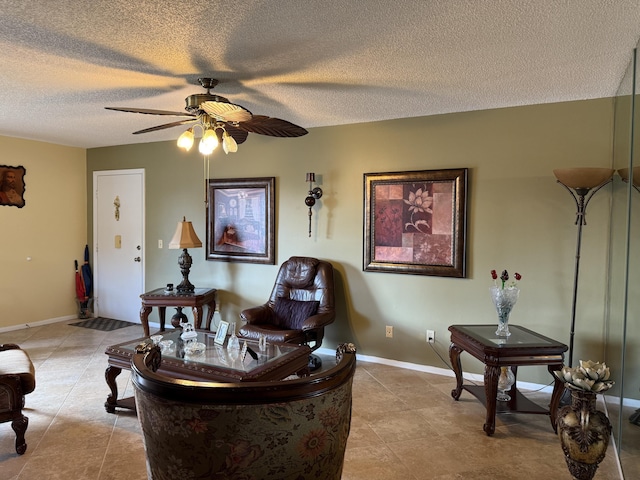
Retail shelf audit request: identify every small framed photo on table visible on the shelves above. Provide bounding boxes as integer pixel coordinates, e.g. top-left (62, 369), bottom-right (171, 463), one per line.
top-left (214, 321), bottom-right (229, 345)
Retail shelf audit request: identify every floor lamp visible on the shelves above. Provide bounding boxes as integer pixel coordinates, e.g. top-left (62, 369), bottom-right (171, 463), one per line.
top-left (553, 168), bottom-right (614, 369)
top-left (617, 166), bottom-right (640, 193)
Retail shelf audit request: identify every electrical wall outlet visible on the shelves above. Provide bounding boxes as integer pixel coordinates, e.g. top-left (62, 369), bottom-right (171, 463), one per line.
top-left (158, 239), bottom-right (163, 248)
top-left (426, 329), bottom-right (435, 343)
top-left (385, 325), bottom-right (393, 338)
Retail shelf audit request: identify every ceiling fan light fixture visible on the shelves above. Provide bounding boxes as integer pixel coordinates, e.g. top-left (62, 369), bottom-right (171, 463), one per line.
top-left (177, 128), bottom-right (194, 151)
top-left (222, 130), bottom-right (238, 154)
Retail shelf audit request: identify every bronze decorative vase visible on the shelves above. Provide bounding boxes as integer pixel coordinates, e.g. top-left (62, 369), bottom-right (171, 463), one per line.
top-left (557, 388), bottom-right (612, 480)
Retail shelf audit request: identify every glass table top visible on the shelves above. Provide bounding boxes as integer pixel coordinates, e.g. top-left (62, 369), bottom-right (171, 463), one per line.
top-left (115, 329), bottom-right (300, 374)
top-left (451, 324), bottom-right (564, 348)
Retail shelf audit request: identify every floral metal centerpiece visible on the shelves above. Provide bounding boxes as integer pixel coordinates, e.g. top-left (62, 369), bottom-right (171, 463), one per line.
top-left (554, 361), bottom-right (614, 480)
top-left (554, 361), bottom-right (614, 394)
top-left (490, 269), bottom-right (521, 337)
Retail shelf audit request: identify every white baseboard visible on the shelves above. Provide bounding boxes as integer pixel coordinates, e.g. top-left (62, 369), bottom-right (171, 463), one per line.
top-left (0, 315), bottom-right (78, 333)
top-left (317, 347), bottom-right (640, 408)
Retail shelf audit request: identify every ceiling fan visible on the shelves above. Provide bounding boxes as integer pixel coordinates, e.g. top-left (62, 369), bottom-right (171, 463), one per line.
top-left (105, 77), bottom-right (308, 154)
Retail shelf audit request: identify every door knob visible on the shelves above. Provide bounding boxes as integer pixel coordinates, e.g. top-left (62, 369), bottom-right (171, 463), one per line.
top-left (134, 257), bottom-right (141, 262)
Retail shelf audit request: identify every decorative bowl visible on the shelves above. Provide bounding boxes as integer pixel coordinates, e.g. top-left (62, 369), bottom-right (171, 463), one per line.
top-left (184, 342), bottom-right (206, 355)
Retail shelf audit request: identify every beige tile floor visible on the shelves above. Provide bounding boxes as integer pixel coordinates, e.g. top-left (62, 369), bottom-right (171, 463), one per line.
top-left (0, 321), bottom-right (624, 479)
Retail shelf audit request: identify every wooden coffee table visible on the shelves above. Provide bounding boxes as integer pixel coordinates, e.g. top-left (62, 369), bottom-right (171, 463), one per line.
top-left (104, 329), bottom-right (311, 413)
top-left (448, 324), bottom-right (567, 436)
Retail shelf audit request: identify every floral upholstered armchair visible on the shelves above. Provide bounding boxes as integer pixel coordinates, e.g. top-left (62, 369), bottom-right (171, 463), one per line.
top-left (0, 344), bottom-right (36, 455)
top-left (131, 342), bottom-right (356, 480)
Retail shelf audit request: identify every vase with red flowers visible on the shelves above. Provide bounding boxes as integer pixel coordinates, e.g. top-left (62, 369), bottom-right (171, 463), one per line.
top-left (490, 269), bottom-right (522, 337)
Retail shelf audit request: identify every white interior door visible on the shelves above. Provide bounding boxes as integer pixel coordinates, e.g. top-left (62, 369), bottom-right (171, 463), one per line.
top-left (93, 169), bottom-right (145, 322)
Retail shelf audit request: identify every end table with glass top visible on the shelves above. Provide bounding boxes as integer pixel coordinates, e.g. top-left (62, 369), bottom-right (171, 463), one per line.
top-left (139, 287), bottom-right (217, 337)
top-left (104, 329), bottom-right (311, 413)
top-left (448, 324), bottom-right (568, 436)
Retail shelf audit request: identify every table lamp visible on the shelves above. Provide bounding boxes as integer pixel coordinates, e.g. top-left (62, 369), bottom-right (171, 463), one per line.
top-left (168, 216), bottom-right (202, 293)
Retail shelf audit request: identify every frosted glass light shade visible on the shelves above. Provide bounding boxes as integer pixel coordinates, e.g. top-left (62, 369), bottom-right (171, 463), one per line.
top-left (553, 168), bottom-right (614, 189)
top-left (198, 128), bottom-right (218, 155)
top-left (177, 129), bottom-right (195, 151)
top-left (222, 131), bottom-right (238, 154)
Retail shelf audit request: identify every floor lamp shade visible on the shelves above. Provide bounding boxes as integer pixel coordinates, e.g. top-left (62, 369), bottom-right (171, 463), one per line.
top-left (168, 217), bottom-right (202, 293)
top-left (553, 168), bottom-right (614, 190)
top-left (617, 167), bottom-right (640, 191)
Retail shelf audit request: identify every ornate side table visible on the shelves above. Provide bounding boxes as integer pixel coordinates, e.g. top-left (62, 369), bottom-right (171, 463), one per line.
top-left (139, 287), bottom-right (217, 337)
top-left (448, 324), bottom-right (567, 436)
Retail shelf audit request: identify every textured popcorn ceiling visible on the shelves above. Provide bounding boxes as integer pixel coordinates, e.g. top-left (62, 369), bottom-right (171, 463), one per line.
top-left (1, 0), bottom-right (639, 148)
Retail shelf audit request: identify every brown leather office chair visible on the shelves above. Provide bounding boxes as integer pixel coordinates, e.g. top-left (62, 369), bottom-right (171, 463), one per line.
top-left (0, 344), bottom-right (36, 455)
top-left (131, 342), bottom-right (356, 480)
top-left (239, 256), bottom-right (335, 370)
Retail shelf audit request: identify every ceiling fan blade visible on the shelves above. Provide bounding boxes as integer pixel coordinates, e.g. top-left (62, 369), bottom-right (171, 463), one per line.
top-left (132, 119), bottom-right (197, 135)
top-left (106, 106), bottom-right (194, 117)
top-left (238, 115), bottom-right (308, 137)
top-left (223, 124), bottom-right (249, 145)
top-left (200, 101), bottom-right (252, 123)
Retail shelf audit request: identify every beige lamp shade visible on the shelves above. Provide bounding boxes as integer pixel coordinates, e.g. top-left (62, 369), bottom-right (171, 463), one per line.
top-left (617, 167), bottom-right (640, 186)
top-left (553, 168), bottom-right (614, 189)
top-left (168, 217), bottom-right (202, 249)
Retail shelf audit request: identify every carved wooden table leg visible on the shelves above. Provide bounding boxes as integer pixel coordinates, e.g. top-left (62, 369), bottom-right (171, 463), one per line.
top-left (483, 364), bottom-right (500, 436)
top-left (204, 299), bottom-right (216, 330)
top-left (548, 363), bottom-right (565, 432)
top-left (192, 306), bottom-right (204, 329)
top-left (158, 306), bottom-right (166, 331)
top-left (140, 305), bottom-right (152, 337)
top-left (449, 343), bottom-right (464, 400)
top-left (104, 365), bottom-right (122, 413)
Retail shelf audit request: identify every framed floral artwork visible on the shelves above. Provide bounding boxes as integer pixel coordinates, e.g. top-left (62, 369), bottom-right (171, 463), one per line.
top-left (363, 168), bottom-right (468, 277)
top-left (206, 177), bottom-right (275, 264)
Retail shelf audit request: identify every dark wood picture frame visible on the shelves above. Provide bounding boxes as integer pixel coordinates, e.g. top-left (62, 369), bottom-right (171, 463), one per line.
top-left (364, 168), bottom-right (468, 277)
top-left (0, 165), bottom-right (26, 208)
top-left (206, 177), bottom-right (275, 264)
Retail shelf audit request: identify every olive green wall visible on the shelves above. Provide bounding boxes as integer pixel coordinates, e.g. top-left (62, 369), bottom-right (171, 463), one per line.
top-left (0, 135), bottom-right (86, 328)
top-left (87, 98), bottom-right (615, 385)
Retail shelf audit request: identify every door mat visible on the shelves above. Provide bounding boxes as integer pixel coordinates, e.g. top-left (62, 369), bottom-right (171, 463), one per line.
top-left (69, 317), bottom-right (137, 331)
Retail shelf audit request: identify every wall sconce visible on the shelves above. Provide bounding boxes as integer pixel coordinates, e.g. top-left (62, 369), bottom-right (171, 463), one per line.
top-left (304, 173), bottom-right (323, 237)
top-left (617, 167), bottom-right (640, 193)
top-left (553, 167), bottom-right (614, 369)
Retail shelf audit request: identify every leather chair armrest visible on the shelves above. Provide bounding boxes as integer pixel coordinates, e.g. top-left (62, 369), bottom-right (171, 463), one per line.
top-left (0, 344), bottom-right (21, 352)
top-left (300, 312), bottom-right (335, 331)
top-left (240, 304), bottom-right (275, 325)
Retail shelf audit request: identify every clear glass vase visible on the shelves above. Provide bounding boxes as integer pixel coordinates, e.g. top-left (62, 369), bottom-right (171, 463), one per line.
top-left (497, 366), bottom-right (515, 401)
top-left (490, 286), bottom-right (520, 337)
top-left (227, 321), bottom-right (240, 350)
